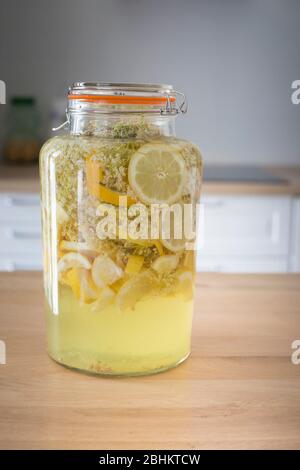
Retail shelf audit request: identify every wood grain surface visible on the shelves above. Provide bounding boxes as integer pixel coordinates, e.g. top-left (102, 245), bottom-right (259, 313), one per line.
top-left (0, 272), bottom-right (299, 450)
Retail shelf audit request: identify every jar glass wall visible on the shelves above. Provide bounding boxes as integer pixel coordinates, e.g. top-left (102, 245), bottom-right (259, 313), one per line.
top-left (40, 83), bottom-right (202, 375)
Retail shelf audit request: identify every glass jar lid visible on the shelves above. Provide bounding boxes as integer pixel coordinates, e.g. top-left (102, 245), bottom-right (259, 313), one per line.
top-left (67, 82), bottom-right (187, 115)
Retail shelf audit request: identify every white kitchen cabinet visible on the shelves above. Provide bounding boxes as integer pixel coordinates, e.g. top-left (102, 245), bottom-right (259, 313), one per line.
top-left (0, 192), bottom-right (42, 271)
top-left (0, 193), bottom-right (40, 222)
top-left (197, 195), bottom-right (292, 273)
top-left (0, 254), bottom-right (43, 272)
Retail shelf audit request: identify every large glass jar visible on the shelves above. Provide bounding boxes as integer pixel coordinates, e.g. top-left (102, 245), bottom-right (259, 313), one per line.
top-left (40, 83), bottom-right (202, 376)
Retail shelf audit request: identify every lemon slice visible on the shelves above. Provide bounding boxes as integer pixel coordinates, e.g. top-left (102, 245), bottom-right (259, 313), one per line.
top-left (92, 255), bottom-right (123, 288)
top-left (60, 268), bottom-right (100, 303)
top-left (152, 254), bottom-right (179, 274)
top-left (79, 269), bottom-right (101, 301)
top-left (58, 252), bottom-right (91, 273)
top-left (116, 270), bottom-right (157, 311)
top-left (91, 287), bottom-right (115, 312)
top-left (128, 143), bottom-right (185, 204)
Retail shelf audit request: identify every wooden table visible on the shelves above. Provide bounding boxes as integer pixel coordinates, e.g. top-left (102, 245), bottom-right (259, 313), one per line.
top-left (0, 272), bottom-right (299, 450)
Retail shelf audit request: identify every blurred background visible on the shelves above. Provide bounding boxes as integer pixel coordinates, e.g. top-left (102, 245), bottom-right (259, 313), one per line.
top-left (0, 0), bottom-right (299, 273)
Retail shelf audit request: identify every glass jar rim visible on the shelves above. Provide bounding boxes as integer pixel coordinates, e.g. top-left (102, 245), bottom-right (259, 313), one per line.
top-left (67, 82), bottom-right (187, 115)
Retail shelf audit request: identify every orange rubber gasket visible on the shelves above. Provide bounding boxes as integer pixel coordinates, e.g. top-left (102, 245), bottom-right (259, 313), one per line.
top-left (68, 94), bottom-right (176, 105)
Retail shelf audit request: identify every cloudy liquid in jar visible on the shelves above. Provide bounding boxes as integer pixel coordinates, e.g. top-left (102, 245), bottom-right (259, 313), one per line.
top-left (46, 284), bottom-right (194, 375)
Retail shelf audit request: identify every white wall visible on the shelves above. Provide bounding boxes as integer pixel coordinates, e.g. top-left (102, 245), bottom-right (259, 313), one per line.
top-left (0, 0), bottom-right (300, 165)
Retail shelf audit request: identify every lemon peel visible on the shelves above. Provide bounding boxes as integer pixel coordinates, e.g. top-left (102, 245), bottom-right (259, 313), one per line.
top-left (58, 252), bottom-right (91, 273)
top-left (92, 255), bottom-right (123, 288)
top-left (152, 254), bottom-right (179, 274)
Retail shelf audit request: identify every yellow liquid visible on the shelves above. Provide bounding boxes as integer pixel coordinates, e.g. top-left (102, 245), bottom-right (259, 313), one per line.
top-left (46, 286), bottom-right (194, 376)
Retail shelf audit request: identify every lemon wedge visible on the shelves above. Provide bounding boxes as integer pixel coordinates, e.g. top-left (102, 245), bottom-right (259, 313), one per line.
top-left (60, 268), bottom-right (81, 298)
top-left (91, 287), bottom-right (115, 312)
top-left (60, 268), bottom-right (100, 303)
top-left (79, 269), bottom-right (101, 301)
top-left (125, 255), bottom-right (144, 275)
top-left (116, 270), bottom-right (157, 311)
top-left (152, 254), bottom-right (179, 274)
top-left (128, 143), bottom-right (185, 205)
top-left (110, 276), bottom-right (127, 293)
top-left (92, 255), bottom-right (123, 288)
top-left (58, 252), bottom-right (91, 273)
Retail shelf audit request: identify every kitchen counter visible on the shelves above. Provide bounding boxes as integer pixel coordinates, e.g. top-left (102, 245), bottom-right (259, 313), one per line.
top-left (0, 163), bottom-right (39, 192)
top-left (1, 164), bottom-right (300, 195)
top-left (0, 272), bottom-right (299, 450)
top-left (202, 165), bottom-right (300, 195)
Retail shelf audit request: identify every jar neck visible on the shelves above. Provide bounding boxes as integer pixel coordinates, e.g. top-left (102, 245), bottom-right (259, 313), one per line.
top-left (69, 113), bottom-right (176, 138)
